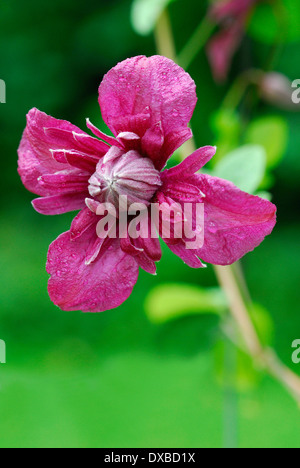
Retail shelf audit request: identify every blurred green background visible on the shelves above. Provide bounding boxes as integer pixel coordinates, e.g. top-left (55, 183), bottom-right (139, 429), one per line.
top-left (0, 0), bottom-right (300, 448)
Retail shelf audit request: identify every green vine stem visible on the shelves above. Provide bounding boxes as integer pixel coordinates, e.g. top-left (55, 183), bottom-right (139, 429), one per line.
top-left (177, 15), bottom-right (215, 70)
top-left (155, 9), bottom-right (300, 406)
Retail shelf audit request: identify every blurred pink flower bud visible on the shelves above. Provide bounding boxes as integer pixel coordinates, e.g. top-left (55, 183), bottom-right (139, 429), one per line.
top-left (207, 0), bottom-right (259, 82)
top-left (259, 72), bottom-right (300, 111)
top-left (209, 0), bottom-right (258, 23)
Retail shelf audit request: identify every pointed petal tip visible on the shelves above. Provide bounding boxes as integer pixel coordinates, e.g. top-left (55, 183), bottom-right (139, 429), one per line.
top-left (85, 197), bottom-right (98, 213)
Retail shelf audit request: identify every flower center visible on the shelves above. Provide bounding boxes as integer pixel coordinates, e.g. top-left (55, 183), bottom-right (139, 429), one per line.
top-left (88, 146), bottom-right (162, 209)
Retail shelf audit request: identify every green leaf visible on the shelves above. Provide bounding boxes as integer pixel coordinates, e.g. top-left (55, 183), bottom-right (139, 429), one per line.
top-left (249, 0), bottom-right (300, 44)
top-left (245, 116), bottom-right (289, 169)
top-left (213, 145), bottom-right (266, 194)
top-left (145, 284), bottom-right (227, 324)
top-left (131, 0), bottom-right (174, 36)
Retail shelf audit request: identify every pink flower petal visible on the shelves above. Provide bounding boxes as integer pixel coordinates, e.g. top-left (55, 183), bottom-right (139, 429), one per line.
top-left (141, 122), bottom-right (164, 161)
top-left (32, 192), bottom-right (88, 215)
top-left (38, 172), bottom-right (89, 195)
top-left (70, 208), bottom-right (98, 240)
top-left (110, 112), bottom-right (151, 137)
top-left (117, 131), bottom-right (140, 142)
top-left (164, 146), bottom-right (217, 179)
top-left (47, 229), bottom-right (139, 313)
top-left (117, 131), bottom-right (141, 151)
top-left (134, 215), bottom-right (162, 262)
top-left (162, 181), bottom-right (203, 203)
top-left (135, 236), bottom-right (162, 262)
top-left (120, 213), bottom-right (162, 263)
top-left (135, 251), bottom-right (157, 275)
top-left (164, 240), bottom-right (206, 269)
top-left (71, 131), bottom-right (109, 156)
top-left (155, 191), bottom-right (186, 240)
top-left (18, 108), bottom-right (102, 197)
top-left (17, 132), bottom-right (53, 196)
top-left (209, 0), bottom-right (257, 22)
top-left (85, 118), bottom-right (120, 147)
top-left (161, 128), bottom-right (193, 164)
top-left (121, 235), bottom-right (144, 257)
top-left (85, 236), bottom-right (107, 266)
top-left (191, 174), bottom-right (277, 265)
top-left (207, 22), bottom-right (244, 82)
top-left (51, 149), bottom-right (99, 173)
top-left (99, 56), bottom-right (197, 169)
top-left (44, 128), bottom-right (109, 157)
top-left (26, 108), bottom-right (96, 159)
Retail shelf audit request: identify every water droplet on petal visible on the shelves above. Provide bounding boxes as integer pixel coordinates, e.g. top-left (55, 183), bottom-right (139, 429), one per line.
top-left (208, 221), bottom-right (218, 234)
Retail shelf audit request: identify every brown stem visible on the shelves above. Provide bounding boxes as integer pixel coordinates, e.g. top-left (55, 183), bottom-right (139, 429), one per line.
top-left (214, 266), bottom-right (262, 357)
top-left (216, 265), bottom-right (300, 404)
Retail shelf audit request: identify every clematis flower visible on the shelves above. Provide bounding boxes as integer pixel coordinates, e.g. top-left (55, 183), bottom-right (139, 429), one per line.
top-left (18, 55), bottom-right (276, 313)
top-left (207, 0), bottom-right (259, 82)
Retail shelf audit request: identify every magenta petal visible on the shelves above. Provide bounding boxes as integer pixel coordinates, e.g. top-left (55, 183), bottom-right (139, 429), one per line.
top-left (134, 220), bottom-right (162, 262)
top-left (117, 131), bottom-right (140, 142)
top-left (70, 208), bottom-right (98, 240)
top-left (117, 131), bottom-right (141, 151)
top-left (44, 128), bottom-right (109, 157)
top-left (18, 108), bottom-right (101, 197)
top-left (141, 122), bottom-right (164, 161)
top-left (164, 146), bottom-right (217, 179)
top-left (85, 198), bottom-right (101, 213)
top-left (210, 0), bottom-right (257, 22)
top-left (110, 112), bottom-right (151, 137)
top-left (18, 132), bottom-right (54, 196)
top-left (120, 219), bottom-right (160, 271)
top-left (26, 108), bottom-right (92, 158)
top-left (121, 235), bottom-right (144, 257)
top-left (71, 131), bottom-right (109, 156)
top-left (135, 251), bottom-right (157, 275)
top-left (164, 240), bottom-right (205, 269)
top-left (47, 229), bottom-right (139, 313)
top-left (51, 149), bottom-right (99, 173)
top-left (161, 128), bottom-right (193, 165)
top-left (38, 172), bottom-right (89, 195)
top-left (192, 174), bottom-right (277, 265)
top-left (207, 24), bottom-right (244, 83)
top-left (99, 56), bottom-right (197, 167)
top-left (136, 235), bottom-right (162, 262)
top-left (85, 118), bottom-right (120, 147)
top-left (85, 236), bottom-right (106, 266)
top-left (32, 192), bottom-right (88, 215)
top-left (162, 181), bottom-right (203, 203)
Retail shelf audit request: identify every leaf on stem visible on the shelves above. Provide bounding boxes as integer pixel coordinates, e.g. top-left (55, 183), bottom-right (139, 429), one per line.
top-left (245, 116), bottom-right (289, 170)
top-left (145, 283), bottom-right (227, 324)
top-left (212, 145), bottom-right (266, 194)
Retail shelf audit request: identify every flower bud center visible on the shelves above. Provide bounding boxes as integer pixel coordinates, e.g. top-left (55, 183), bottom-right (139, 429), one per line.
top-left (88, 147), bottom-right (162, 209)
